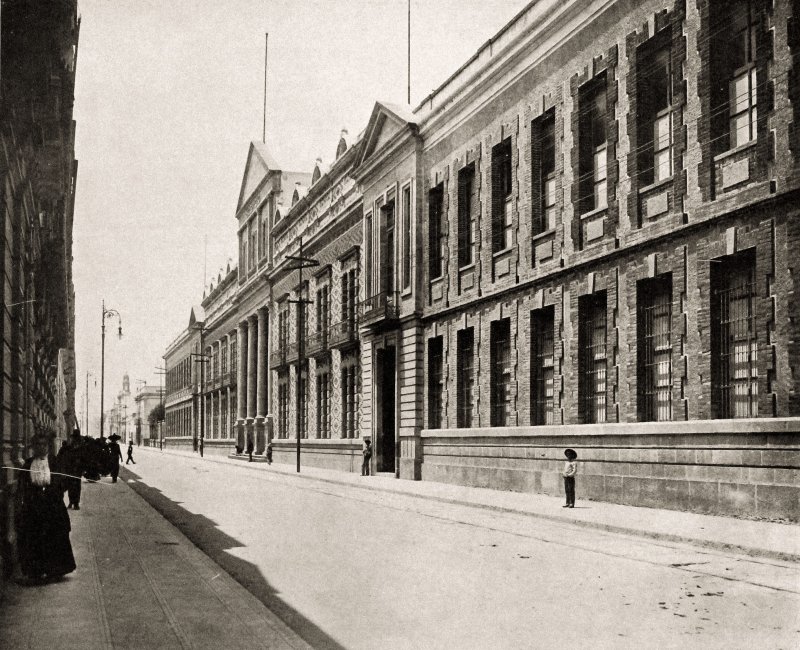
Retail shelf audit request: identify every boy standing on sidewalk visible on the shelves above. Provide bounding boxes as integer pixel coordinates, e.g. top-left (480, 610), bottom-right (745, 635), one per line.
top-left (562, 449), bottom-right (578, 508)
top-left (362, 439), bottom-right (372, 476)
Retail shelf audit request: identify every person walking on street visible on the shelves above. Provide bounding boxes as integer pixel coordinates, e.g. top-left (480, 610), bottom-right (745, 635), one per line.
top-left (108, 434), bottom-right (123, 483)
top-left (57, 429), bottom-right (85, 510)
top-left (15, 432), bottom-right (76, 584)
top-left (562, 448), bottom-right (578, 508)
top-left (361, 439), bottom-right (372, 476)
top-left (126, 440), bottom-right (136, 465)
top-left (266, 442), bottom-right (273, 465)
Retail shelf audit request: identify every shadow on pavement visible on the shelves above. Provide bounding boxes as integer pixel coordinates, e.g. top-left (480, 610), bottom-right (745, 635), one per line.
top-left (121, 467), bottom-right (346, 650)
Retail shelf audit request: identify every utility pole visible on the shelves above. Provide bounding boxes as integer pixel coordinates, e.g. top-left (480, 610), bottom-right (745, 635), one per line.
top-left (191, 326), bottom-right (209, 458)
top-left (100, 301), bottom-right (122, 438)
top-left (286, 237), bottom-right (319, 473)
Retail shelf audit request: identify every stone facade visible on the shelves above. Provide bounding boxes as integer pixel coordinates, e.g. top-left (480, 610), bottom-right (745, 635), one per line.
top-left (163, 0), bottom-right (800, 520)
top-left (0, 0), bottom-right (80, 583)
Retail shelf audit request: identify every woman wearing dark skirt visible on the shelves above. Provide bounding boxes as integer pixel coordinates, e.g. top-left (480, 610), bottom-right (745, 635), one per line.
top-left (15, 433), bottom-right (76, 584)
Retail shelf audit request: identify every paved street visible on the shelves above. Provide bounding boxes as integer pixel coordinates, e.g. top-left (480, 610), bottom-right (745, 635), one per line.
top-left (119, 450), bottom-right (799, 649)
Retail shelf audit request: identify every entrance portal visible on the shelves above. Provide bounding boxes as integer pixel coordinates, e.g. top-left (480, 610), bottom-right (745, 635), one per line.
top-left (376, 346), bottom-right (396, 473)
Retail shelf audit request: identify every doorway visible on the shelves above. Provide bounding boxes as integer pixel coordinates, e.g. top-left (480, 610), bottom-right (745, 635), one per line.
top-left (375, 345), bottom-right (396, 473)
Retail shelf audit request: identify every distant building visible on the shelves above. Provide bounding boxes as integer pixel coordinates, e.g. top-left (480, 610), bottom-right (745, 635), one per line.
top-left (134, 385), bottom-right (162, 447)
top-left (163, 308), bottom-right (203, 450)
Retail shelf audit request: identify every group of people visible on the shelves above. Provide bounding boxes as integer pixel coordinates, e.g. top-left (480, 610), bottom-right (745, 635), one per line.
top-left (14, 429), bottom-right (137, 585)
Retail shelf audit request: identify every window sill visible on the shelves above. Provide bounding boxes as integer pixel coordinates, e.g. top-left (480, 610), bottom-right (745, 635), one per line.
top-left (458, 262), bottom-right (476, 274)
top-left (713, 140), bottom-right (756, 165)
top-left (531, 228), bottom-right (556, 243)
top-left (492, 247), bottom-right (512, 259)
top-left (429, 275), bottom-right (444, 285)
top-left (579, 206), bottom-right (607, 220)
top-left (639, 176), bottom-right (674, 195)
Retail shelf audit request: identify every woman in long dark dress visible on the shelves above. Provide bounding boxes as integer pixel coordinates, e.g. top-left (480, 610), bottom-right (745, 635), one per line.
top-left (16, 433), bottom-right (76, 583)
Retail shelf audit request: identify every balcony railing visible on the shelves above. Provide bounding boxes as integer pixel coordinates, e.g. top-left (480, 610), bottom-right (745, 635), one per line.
top-left (329, 316), bottom-right (358, 349)
top-left (306, 328), bottom-right (329, 358)
top-left (359, 290), bottom-right (400, 327)
top-left (270, 348), bottom-right (287, 369)
top-left (286, 341), bottom-right (299, 364)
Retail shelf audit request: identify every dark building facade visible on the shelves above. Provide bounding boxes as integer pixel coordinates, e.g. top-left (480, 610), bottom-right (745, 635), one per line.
top-left (0, 0), bottom-right (80, 580)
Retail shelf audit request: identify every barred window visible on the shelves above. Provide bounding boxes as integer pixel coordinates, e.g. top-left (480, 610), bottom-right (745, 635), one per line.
top-left (341, 352), bottom-right (359, 438)
top-left (428, 185), bottom-right (445, 280)
top-left (221, 342), bottom-right (228, 375)
top-left (299, 362), bottom-right (308, 438)
top-left (230, 338), bottom-right (237, 376)
top-left (531, 306), bottom-right (555, 425)
top-left (637, 276), bottom-right (673, 421)
top-left (579, 292), bottom-right (607, 423)
top-left (456, 328), bottom-right (475, 428)
top-left (457, 164), bottom-right (476, 267)
top-left (221, 393), bottom-right (228, 438)
top-left (711, 250), bottom-right (758, 418)
top-left (341, 268), bottom-right (358, 323)
top-left (490, 319), bottom-right (512, 426)
top-left (316, 364), bottom-right (331, 438)
top-left (278, 373), bottom-right (289, 438)
top-left (382, 203), bottom-right (395, 293)
top-left (491, 139), bottom-right (513, 253)
top-left (427, 337), bottom-right (444, 429)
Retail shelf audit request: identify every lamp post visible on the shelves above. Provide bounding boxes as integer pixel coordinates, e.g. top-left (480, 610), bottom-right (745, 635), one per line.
top-left (100, 301), bottom-right (122, 438)
top-left (286, 237), bottom-right (319, 473)
top-left (190, 324), bottom-right (209, 458)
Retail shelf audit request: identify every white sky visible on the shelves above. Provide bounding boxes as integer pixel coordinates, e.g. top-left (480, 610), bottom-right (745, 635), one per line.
top-left (72, 0), bottom-right (531, 425)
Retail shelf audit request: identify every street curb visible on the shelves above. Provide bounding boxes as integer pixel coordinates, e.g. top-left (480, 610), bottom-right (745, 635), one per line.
top-left (141, 448), bottom-right (800, 564)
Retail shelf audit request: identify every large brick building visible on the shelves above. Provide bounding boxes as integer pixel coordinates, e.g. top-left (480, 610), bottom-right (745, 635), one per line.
top-left (0, 0), bottom-right (80, 581)
top-left (165, 0), bottom-right (800, 520)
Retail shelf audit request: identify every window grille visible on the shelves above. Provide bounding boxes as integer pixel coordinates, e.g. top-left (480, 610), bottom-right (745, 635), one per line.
top-left (579, 292), bottom-right (607, 423)
top-left (638, 277), bottom-right (672, 421)
top-left (221, 394), bottom-right (227, 438)
top-left (456, 328), bottom-right (475, 428)
top-left (490, 319), bottom-right (512, 426)
top-left (427, 337), bottom-right (444, 429)
top-left (230, 339), bottom-right (237, 376)
top-left (278, 374), bottom-right (289, 438)
top-left (299, 363), bottom-right (308, 438)
top-left (531, 307), bottom-right (555, 425)
top-left (316, 367), bottom-right (330, 438)
top-left (317, 284), bottom-right (330, 335)
top-left (341, 353), bottom-right (359, 438)
top-left (712, 253), bottom-right (757, 418)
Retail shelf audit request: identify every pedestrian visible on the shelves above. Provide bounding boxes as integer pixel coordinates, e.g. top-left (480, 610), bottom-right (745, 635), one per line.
top-left (57, 429), bottom-right (85, 510)
top-left (562, 448), bottom-right (578, 508)
top-left (266, 442), bottom-right (273, 465)
top-left (108, 434), bottom-right (123, 482)
top-left (126, 440), bottom-right (136, 465)
top-left (246, 434), bottom-right (254, 462)
top-left (14, 432), bottom-right (76, 584)
top-left (361, 439), bottom-right (372, 476)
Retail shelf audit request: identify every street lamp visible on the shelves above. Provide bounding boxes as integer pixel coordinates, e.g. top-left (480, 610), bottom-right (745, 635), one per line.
top-left (190, 323), bottom-right (209, 458)
top-left (287, 236), bottom-right (319, 473)
top-left (100, 301), bottom-right (122, 438)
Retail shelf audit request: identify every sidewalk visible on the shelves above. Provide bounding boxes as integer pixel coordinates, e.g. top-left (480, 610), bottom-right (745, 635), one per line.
top-left (146, 446), bottom-right (800, 563)
top-left (0, 473), bottom-right (312, 650)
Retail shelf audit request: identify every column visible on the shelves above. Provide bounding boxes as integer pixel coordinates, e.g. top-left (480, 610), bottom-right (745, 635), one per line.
top-left (255, 307), bottom-right (268, 454)
top-left (235, 321), bottom-right (247, 451)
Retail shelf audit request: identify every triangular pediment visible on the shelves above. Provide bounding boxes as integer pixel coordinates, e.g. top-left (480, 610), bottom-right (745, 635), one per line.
top-left (358, 102), bottom-right (417, 167)
top-left (237, 141), bottom-right (281, 213)
top-left (188, 305), bottom-right (205, 329)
